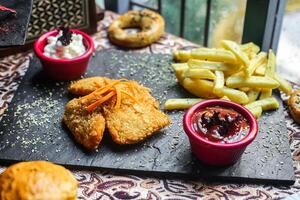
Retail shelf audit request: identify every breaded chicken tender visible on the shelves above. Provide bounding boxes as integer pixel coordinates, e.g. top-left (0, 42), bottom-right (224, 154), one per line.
top-left (65, 77), bottom-right (171, 148)
top-left (63, 97), bottom-right (105, 150)
top-left (69, 77), bottom-right (112, 95)
top-left (102, 81), bottom-right (170, 144)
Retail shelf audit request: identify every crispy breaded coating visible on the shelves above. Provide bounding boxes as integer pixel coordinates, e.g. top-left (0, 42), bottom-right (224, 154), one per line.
top-left (63, 98), bottom-right (105, 150)
top-left (65, 77), bottom-right (171, 147)
top-left (102, 82), bottom-right (171, 144)
top-left (69, 77), bottom-right (112, 95)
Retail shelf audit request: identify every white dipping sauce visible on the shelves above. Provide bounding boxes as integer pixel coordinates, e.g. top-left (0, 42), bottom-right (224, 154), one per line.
top-left (43, 30), bottom-right (86, 59)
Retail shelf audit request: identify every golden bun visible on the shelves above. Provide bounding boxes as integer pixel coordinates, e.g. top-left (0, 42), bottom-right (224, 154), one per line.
top-left (108, 9), bottom-right (165, 48)
top-left (0, 161), bottom-right (77, 200)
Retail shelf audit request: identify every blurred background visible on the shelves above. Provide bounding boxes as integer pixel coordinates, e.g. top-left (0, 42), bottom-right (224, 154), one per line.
top-left (95, 0), bottom-right (300, 83)
top-left (1, 0), bottom-right (300, 83)
top-left (96, 0), bottom-right (247, 47)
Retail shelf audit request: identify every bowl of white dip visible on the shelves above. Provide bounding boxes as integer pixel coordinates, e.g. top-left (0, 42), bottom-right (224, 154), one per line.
top-left (34, 28), bottom-right (94, 80)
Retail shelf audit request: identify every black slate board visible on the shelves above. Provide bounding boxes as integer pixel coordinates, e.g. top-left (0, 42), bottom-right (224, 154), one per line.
top-left (0, 50), bottom-right (295, 184)
top-left (0, 0), bottom-right (33, 46)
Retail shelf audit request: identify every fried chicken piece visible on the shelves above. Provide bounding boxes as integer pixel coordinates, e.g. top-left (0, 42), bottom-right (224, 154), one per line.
top-left (69, 77), bottom-right (159, 109)
top-left (63, 97), bottom-right (105, 150)
top-left (69, 77), bottom-right (112, 95)
top-left (66, 77), bottom-right (171, 147)
top-left (102, 81), bottom-right (171, 144)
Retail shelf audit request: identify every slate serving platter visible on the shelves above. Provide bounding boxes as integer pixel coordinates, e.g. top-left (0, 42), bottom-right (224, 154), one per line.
top-left (0, 50), bottom-right (295, 184)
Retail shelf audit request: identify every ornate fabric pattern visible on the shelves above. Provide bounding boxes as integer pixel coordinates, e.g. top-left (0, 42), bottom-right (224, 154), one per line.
top-left (27, 0), bottom-right (88, 39)
top-left (0, 11), bottom-right (299, 199)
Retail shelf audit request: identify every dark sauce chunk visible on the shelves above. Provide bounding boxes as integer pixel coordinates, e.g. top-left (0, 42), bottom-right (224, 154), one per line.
top-left (192, 106), bottom-right (249, 143)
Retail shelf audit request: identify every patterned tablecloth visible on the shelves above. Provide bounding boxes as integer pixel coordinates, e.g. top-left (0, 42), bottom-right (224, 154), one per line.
top-left (0, 11), bottom-right (300, 200)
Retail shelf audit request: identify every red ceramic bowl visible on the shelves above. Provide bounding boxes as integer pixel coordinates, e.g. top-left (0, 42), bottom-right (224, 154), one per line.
top-left (183, 99), bottom-right (258, 166)
top-left (34, 29), bottom-right (94, 81)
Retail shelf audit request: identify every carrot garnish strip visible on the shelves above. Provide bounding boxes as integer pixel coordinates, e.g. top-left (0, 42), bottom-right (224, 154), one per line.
top-left (87, 91), bottom-right (115, 112)
top-left (121, 90), bottom-right (138, 102)
top-left (89, 78), bottom-right (128, 98)
top-left (81, 80), bottom-right (121, 101)
top-left (94, 81), bottom-right (102, 87)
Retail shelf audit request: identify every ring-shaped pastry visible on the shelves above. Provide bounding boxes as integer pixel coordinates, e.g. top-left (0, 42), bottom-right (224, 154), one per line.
top-left (108, 9), bottom-right (165, 48)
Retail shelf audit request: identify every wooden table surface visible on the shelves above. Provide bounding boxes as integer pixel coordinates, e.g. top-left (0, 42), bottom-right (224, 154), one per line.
top-left (0, 11), bottom-right (299, 200)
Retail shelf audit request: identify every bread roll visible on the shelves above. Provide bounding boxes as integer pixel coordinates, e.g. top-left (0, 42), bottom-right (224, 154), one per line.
top-left (0, 161), bottom-right (77, 200)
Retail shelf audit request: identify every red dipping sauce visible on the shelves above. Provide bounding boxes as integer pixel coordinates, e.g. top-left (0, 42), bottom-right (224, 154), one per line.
top-left (192, 106), bottom-right (249, 143)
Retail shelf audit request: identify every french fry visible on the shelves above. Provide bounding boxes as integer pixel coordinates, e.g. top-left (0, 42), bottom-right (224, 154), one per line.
top-left (182, 78), bottom-right (217, 99)
top-left (171, 63), bottom-right (188, 70)
top-left (171, 63), bottom-right (188, 83)
top-left (274, 73), bottom-right (292, 95)
top-left (190, 48), bottom-right (237, 64)
top-left (245, 52), bottom-right (267, 77)
top-left (257, 50), bottom-right (276, 99)
top-left (246, 106), bottom-right (263, 118)
top-left (259, 89), bottom-right (272, 99)
top-left (214, 86), bottom-right (249, 104)
top-left (239, 87), bottom-right (251, 92)
top-left (184, 68), bottom-right (216, 80)
top-left (213, 70), bottom-right (224, 93)
top-left (226, 75), bottom-right (280, 89)
top-left (247, 90), bottom-right (260, 103)
top-left (220, 96), bottom-right (231, 101)
top-left (173, 50), bottom-right (191, 62)
top-left (221, 40), bottom-right (249, 67)
top-left (254, 64), bottom-right (266, 76)
top-left (188, 59), bottom-right (237, 72)
top-left (170, 40), bottom-right (292, 118)
top-left (230, 71), bottom-right (245, 77)
top-left (240, 42), bottom-right (260, 55)
top-left (265, 49), bottom-right (276, 78)
top-left (245, 97), bottom-right (279, 111)
top-left (164, 98), bottom-right (203, 110)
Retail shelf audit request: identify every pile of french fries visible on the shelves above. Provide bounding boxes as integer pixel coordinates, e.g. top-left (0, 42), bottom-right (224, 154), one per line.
top-left (165, 40), bottom-right (292, 118)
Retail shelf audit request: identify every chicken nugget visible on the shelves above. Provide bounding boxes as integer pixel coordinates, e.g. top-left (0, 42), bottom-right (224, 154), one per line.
top-left (63, 98), bottom-right (105, 150)
top-left (69, 77), bottom-right (112, 95)
top-left (103, 82), bottom-right (171, 144)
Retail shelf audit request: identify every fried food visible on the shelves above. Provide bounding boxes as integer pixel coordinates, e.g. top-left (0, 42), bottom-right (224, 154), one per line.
top-left (63, 97), bottom-right (105, 150)
top-left (221, 40), bottom-right (249, 67)
top-left (108, 9), bottom-right (165, 48)
top-left (182, 78), bottom-right (217, 99)
top-left (69, 76), bottom-right (111, 95)
top-left (214, 86), bottom-right (249, 104)
top-left (288, 90), bottom-right (300, 124)
top-left (170, 40), bottom-right (292, 116)
top-left (164, 98), bottom-right (203, 110)
top-left (245, 52), bottom-right (267, 77)
top-left (274, 74), bottom-right (292, 95)
top-left (0, 161), bottom-right (77, 200)
top-left (247, 106), bottom-right (263, 118)
top-left (213, 70), bottom-right (225, 93)
top-left (247, 90), bottom-right (260, 103)
top-left (103, 83), bottom-right (170, 144)
top-left (174, 48), bottom-right (238, 64)
top-left (245, 97), bottom-right (279, 111)
top-left (184, 68), bottom-right (216, 80)
top-left (65, 77), bottom-right (170, 148)
top-left (188, 59), bottom-right (237, 72)
top-left (226, 75), bottom-right (280, 89)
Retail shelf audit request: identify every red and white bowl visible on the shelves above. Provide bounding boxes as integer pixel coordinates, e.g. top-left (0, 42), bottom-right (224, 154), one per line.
top-left (34, 29), bottom-right (94, 81)
top-left (183, 99), bottom-right (258, 166)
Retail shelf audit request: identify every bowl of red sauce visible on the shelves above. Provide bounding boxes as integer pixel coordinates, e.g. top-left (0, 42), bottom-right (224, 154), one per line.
top-left (183, 99), bottom-right (258, 166)
top-left (34, 28), bottom-right (94, 81)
